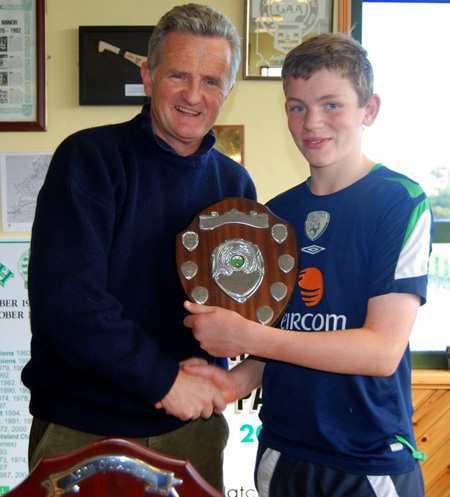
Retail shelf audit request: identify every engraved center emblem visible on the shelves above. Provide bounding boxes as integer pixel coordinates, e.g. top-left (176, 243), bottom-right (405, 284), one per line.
top-left (212, 239), bottom-right (264, 304)
top-left (231, 255), bottom-right (244, 268)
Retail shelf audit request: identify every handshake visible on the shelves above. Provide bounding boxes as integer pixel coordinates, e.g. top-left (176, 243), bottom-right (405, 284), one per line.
top-left (155, 301), bottom-right (265, 421)
top-left (155, 356), bottom-right (235, 421)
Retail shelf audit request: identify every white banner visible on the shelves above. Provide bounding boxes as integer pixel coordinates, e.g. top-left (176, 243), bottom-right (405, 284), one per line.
top-left (0, 239), bottom-right (31, 495)
top-left (0, 239), bottom-right (260, 495)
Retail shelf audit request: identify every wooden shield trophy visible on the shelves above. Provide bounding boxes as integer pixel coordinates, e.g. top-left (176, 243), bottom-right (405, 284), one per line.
top-left (176, 198), bottom-right (299, 326)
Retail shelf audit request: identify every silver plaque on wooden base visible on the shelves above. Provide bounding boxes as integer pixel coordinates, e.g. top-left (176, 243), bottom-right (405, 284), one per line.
top-left (176, 198), bottom-right (299, 326)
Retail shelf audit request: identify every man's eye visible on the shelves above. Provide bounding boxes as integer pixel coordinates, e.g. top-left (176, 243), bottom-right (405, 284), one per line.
top-left (327, 103), bottom-right (340, 110)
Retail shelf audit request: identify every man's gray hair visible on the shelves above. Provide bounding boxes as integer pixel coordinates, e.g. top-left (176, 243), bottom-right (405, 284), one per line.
top-left (147, 3), bottom-right (240, 89)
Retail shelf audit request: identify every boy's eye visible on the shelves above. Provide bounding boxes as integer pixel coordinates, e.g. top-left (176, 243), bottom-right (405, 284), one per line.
top-left (291, 105), bottom-right (306, 113)
top-left (327, 103), bottom-right (340, 110)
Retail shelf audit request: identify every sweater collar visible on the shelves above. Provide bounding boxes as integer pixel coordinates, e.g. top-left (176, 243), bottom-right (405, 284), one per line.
top-left (140, 100), bottom-right (217, 157)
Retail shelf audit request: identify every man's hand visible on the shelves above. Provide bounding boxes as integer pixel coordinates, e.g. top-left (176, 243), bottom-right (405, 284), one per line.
top-left (155, 365), bottom-right (226, 421)
top-left (183, 301), bottom-right (251, 357)
top-left (179, 356), bottom-right (208, 367)
top-left (182, 363), bottom-right (239, 404)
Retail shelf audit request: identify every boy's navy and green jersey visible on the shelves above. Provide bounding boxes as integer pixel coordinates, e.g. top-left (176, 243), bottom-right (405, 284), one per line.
top-left (262, 164), bottom-right (433, 475)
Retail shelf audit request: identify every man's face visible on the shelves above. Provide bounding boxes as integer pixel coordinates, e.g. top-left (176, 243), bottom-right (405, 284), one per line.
top-left (141, 32), bottom-right (233, 156)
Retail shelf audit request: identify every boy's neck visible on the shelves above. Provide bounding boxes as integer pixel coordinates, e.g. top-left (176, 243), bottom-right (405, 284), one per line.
top-left (308, 155), bottom-right (376, 195)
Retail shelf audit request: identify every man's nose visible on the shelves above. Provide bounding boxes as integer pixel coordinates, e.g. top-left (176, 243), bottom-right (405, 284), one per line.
top-left (182, 79), bottom-right (202, 104)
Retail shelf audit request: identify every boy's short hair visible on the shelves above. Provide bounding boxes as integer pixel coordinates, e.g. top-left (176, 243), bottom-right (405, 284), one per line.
top-left (282, 33), bottom-right (374, 106)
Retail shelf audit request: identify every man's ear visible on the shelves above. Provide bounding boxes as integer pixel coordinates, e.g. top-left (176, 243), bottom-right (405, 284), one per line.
top-left (141, 63), bottom-right (152, 97)
top-left (224, 82), bottom-right (235, 101)
top-left (363, 94), bottom-right (381, 127)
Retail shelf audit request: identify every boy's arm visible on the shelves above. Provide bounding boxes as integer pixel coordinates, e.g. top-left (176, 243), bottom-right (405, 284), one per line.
top-left (184, 292), bottom-right (420, 377)
top-left (183, 357), bottom-right (266, 404)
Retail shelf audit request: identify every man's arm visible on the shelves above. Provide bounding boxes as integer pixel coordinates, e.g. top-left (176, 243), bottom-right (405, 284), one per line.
top-left (184, 292), bottom-right (420, 377)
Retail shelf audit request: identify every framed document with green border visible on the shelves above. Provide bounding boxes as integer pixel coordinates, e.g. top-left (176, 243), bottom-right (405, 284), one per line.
top-left (0, 0), bottom-right (46, 131)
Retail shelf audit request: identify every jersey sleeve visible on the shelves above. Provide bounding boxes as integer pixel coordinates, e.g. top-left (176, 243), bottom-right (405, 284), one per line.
top-left (368, 178), bottom-right (433, 304)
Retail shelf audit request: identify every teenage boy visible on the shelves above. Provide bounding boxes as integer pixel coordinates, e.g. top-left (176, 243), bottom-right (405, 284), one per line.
top-left (182, 33), bottom-right (433, 497)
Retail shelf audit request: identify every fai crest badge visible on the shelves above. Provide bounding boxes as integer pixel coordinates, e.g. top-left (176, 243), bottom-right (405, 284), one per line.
top-left (176, 198), bottom-right (299, 326)
top-left (304, 211), bottom-right (330, 241)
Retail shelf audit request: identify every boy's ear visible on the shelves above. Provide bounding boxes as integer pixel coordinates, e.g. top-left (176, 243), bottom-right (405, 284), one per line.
top-left (363, 94), bottom-right (381, 126)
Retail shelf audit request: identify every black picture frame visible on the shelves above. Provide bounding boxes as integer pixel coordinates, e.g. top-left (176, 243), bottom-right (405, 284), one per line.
top-left (79, 26), bottom-right (154, 106)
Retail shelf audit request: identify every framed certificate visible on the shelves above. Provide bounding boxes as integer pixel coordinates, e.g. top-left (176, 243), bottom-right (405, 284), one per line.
top-left (0, 0), bottom-right (46, 131)
top-left (244, 0), bottom-right (352, 80)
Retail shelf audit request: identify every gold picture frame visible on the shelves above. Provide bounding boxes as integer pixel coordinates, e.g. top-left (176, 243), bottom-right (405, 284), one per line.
top-left (213, 125), bottom-right (245, 166)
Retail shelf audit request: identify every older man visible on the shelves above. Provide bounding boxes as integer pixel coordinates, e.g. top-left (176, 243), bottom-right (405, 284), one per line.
top-left (22, 4), bottom-right (256, 491)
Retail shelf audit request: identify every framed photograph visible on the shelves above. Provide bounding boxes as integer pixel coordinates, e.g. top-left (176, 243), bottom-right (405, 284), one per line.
top-left (79, 26), bottom-right (154, 105)
top-left (213, 125), bottom-right (245, 166)
top-left (244, 0), bottom-right (351, 80)
top-left (0, 0), bottom-right (46, 131)
top-left (1, 152), bottom-right (52, 232)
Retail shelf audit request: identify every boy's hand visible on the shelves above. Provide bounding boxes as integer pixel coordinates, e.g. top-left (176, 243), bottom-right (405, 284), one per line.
top-left (183, 301), bottom-right (250, 357)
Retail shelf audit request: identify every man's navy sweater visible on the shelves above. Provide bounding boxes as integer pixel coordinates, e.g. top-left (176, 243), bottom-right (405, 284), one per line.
top-left (21, 105), bottom-right (257, 436)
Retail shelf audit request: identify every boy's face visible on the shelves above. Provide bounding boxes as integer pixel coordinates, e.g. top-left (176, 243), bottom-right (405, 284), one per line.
top-left (285, 68), bottom-right (377, 172)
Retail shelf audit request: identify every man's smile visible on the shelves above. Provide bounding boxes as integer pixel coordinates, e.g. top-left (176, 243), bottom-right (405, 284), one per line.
top-left (176, 106), bottom-right (200, 116)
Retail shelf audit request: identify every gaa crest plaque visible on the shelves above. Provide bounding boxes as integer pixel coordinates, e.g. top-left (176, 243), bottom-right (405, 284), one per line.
top-left (176, 198), bottom-right (299, 326)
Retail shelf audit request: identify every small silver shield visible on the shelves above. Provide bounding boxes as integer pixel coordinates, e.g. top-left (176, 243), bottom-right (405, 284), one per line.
top-left (304, 211), bottom-right (330, 241)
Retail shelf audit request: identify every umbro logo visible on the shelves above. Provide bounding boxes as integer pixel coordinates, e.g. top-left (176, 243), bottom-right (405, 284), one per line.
top-left (301, 245), bottom-right (325, 255)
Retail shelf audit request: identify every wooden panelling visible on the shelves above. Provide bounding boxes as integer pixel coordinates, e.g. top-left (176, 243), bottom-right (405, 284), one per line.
top-left (412, 370), bottom-right (450, 497)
